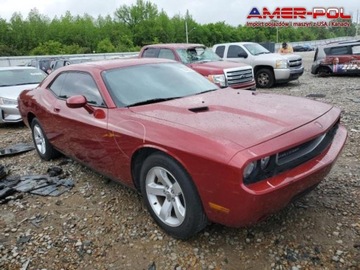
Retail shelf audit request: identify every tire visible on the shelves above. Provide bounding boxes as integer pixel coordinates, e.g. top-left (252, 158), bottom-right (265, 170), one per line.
top-left (255, 68), bottom-right (275, 88)
top-left (140, 153), bottom-right (207, 240)
top-left (318, 67), bottom-right (331, 77)
top-left (31, 118), bottom-right (60, 160)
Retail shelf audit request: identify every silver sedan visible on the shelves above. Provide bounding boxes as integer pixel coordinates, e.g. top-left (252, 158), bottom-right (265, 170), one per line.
top-left (0, 66), bottom-right (47, 124)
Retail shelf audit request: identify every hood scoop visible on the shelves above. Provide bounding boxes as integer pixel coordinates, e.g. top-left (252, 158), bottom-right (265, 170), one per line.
top-left (188, 106), bottom-right (209, 113)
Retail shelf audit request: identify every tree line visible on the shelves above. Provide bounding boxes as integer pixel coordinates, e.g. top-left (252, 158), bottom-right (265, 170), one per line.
top-left (0, 0), bottom-right (356, 56)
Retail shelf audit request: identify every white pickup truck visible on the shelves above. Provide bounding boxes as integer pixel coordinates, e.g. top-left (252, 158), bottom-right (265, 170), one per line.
top-left (213, 42), bottom-right (304, 88)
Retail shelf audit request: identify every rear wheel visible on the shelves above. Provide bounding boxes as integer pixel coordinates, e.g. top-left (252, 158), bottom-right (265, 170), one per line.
top-left (140, 153), bottom-right (207, 240)
top-left (255, 68), bottom-right (275, 88)
top-left (318, 66), bottom-right (331, 77)
top-left (31, 118), bottom-right (60, 160)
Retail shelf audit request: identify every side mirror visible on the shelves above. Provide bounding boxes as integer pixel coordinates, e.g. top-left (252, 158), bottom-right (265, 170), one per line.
top-left (66, 95), bottom-right (87, 109)
top-left (66, 95), bottom-right (94, 114)
top-left (238, 52), bottom-right (248, 58)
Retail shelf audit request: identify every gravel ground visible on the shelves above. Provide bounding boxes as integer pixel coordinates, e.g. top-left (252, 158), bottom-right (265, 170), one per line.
top-left (0, 52), bottom-right (359, 270)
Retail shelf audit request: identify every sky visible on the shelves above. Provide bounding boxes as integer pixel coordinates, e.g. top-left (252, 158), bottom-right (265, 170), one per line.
top-left (1, 0), bottom-right (359, 26)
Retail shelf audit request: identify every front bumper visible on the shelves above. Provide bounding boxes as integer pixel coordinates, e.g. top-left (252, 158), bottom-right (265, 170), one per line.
top-left (202, 122), bottom-right (347, 227)
top-left (0, 106), bottom-right (23, 124)
top-left (229, 80), bottom-right (256, 91)
top-left (274, 66), bottom-right (304, 83)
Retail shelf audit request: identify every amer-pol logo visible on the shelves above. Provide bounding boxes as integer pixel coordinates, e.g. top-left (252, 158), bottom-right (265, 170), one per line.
top-left (247, 7), bottom-right (351, 20)
top-left (246, 7), bottom-right (352, 27)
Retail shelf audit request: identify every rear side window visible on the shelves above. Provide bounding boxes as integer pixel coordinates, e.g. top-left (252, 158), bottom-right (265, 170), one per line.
top-left (215, 46), bottom-right (225, 58)
top-left (158, 49), bottom-right (176, 60)
top-left (49, 73), bottom-right (66, 96)
top-left (142, 48), bottom-right (159, 58)
top-left (352, 45), bottom-right (360, 55)
top-left (324, 46), bottom-right (350, 55)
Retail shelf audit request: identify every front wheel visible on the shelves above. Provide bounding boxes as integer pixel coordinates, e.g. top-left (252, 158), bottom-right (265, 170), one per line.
top-left (255, 68), bottom-right (275, 88)
top-left (31, 118), bottom-right (60, 160)
top-left (140, 153), bottom-right (207, 240)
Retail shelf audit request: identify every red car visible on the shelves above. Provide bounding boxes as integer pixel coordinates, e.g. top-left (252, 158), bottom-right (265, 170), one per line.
top-left (18, 58), bottom-right (347, 240)
top-left (139, 43), bottom-right (256, 90)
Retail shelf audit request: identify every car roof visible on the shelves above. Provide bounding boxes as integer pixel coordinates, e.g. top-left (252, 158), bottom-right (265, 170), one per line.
top-left (0, 66), bottom-right (39, 71)
top-left (53, 58), bottom-right (177, 72)
top-left (320, 40), bottom-right (360, 48)
top-left (143, 43), bottom-right (205, 49)
top-left (213, 42), bottom-right (257, 46)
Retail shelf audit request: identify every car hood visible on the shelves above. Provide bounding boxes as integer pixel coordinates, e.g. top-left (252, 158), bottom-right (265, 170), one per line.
top-left (189, 61), bottom-right (251, 75)
top-left (0, 84), bottom-right (39, 100)
top-left (274, 53), bottom-right (302, 60)
top-left (254, 53), bottom-right (302, 61)
top-left (129, 89), bottom-right (332, 149)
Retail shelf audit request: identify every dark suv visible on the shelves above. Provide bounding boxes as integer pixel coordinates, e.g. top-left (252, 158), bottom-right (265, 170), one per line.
top-left (27, 58), bottom-right (56, 74)
top-left (311, 40), bottom-right (360, 76)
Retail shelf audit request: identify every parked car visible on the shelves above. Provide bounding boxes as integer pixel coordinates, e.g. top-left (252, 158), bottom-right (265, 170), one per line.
top-left (213, 42), bottom-right (304, 88)
top-left (51, 57), bottom-right (93, 72)
top-left (27, 58), bottom-right (58, 74)
top-left (18, 58), bottom-right (347, 239)
top-left (311, 39), bottom-right (360, 76)
top-left (293, 44), bottom-right (314, 52)
top-left (139, 43), bottom-right (256, 90)
top-left (0, 67), bottom-right (47, 124)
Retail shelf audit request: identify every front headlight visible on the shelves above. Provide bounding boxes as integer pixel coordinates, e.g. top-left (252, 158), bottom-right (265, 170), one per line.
top-left (243, 161), bottom-right (257, 179)
top-left (260, 156), bottom-right (270, 170)
top-left (207, 74), bottom-right (227, 87)
top-left (0, 97), bottom-right (18, 105)
top-left (243, 155), bottom-right (273, 185)
top-left (275, 59), bottom-right (289, 69)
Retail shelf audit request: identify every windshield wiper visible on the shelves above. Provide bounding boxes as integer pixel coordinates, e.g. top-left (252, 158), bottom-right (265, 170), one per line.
top-left (127, 97), bottom-right (181, 107)
top-left (193, 59), bottom-right (212, 63)
top-left (13, 82), bottom-right (38, 86)
top-left (255, 52), bottom-right (270, 55)
top-left (196, 88), bottom-right (218, 95)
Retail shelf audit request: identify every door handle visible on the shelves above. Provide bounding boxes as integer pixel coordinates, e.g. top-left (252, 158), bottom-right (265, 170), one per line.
top-left (54, 107), bottom-right (60, 113)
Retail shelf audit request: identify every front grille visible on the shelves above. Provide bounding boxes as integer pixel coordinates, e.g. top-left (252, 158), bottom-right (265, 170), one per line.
top-left (243, 121), bottom-right (339, 185)
top-left (276, 121), bottom-right (339, 173)
top-left (225, 68), bottom-right (254, 86)
top-left (289, 58), bottom-right (302, 68)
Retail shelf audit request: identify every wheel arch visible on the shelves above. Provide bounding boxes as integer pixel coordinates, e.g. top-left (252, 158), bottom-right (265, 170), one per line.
top-left (26, 112), bottom-right (36, 127)
top-left (253, 65), bottom-right (274, 74)
top-left (131, 147), bottom-right (161, 191)
top-left (131, 147), bottom-right (196, 192)
top-left (318, 65), bottom-right (333, 76)
top-left (131, 147), bottom-right (199, 196)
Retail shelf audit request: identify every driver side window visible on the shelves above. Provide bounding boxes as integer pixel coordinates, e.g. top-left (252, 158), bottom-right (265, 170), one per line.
top-left (227, 45), bottom-right (247, 58)
top-left (49, 72), bottom-right (105, 107)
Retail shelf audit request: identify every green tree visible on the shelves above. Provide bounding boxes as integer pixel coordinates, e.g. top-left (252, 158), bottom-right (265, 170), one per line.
top-left (97, 38), bottom-right (116, 52)
top-left (30, 40), bottom-right (65, 55)
top-left (114, 0), bottom-right (159, 45)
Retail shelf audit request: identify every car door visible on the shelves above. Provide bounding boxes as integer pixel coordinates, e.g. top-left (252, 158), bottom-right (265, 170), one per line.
top-left (49, 71), bottom-right (113, 173)
top-left (324, 46), bottom-right (352, 73)
top-left (226, 45), bottom-right (251, 65)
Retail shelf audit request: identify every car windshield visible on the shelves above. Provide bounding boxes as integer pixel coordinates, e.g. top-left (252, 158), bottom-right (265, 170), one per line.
top-left (102, 62), bottom-right (219, 107)
top-left (243, 43), bottom-right (270, 56)
top-left (177, 47), bottom-right (222, 64)
top-left (0, 69), bottom-right (47, 87)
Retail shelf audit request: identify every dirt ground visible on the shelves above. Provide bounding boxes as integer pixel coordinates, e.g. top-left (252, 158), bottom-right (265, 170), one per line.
top-left (0, 52), bottom-right (359, 270)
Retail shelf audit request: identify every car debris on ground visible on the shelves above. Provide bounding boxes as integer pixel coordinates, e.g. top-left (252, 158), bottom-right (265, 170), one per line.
top-left (0, 164), bottom-right (74, 202)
